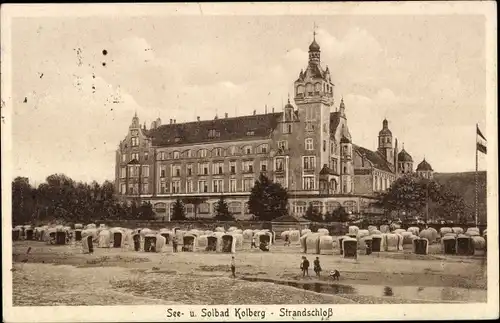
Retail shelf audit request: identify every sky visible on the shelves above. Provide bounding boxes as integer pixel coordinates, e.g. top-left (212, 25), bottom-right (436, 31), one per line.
top-left (9, 13), bottom-right (488, 185)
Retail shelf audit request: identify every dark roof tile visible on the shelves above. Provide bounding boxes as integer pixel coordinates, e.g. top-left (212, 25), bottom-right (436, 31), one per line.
top-left (145, 113), bottom-right (282, 147)
top-left (353, 145), bottom-right (393, 173)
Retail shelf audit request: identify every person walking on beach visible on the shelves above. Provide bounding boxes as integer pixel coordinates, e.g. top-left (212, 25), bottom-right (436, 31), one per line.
top-left (230, 256), bottom-right (236, 278)
top-left (300, 256), bottom-right (310, 277)
top-left (172, 236), bottom-right (178, 253)
top-left (313, 257), bottom-right (322, 277)
top-left (251, 236), bottom-right (256, 249)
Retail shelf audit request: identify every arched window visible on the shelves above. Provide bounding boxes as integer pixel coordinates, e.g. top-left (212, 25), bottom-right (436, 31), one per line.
top-left (198, 149), bottom-right (208, 158)
top-left (343, 201), bottom-right (357, 214)
top-left (305, 138), bottom-right (314, 150)
top-left (228, 202), bottom-right (242, 215)
top-left (326, 201), bottom-right (341, 213)
top-left (306, 83), bottom-right (313, 96)
top-left (199, 203), bottom-right (210, 214)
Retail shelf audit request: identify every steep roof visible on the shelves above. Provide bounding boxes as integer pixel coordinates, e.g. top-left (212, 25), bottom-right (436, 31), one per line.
top-left (330, 111), bottom-right (341, 135)
top-left (416, 159), bottom-right (433, 171)
top-left (145, 112), bottom-right (282, 147)
top-left (353, 145), bottom-right (393, 173)
top-left (397, 149), bottom-right (413, 162)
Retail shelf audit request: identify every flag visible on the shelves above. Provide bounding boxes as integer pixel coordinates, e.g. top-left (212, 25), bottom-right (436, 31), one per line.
top-left (476, 125), bottom-right (487, 154)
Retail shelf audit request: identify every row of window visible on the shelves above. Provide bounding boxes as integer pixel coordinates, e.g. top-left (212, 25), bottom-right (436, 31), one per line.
top-left (154, 201), bottom-right (251, 215)
top-left (296, 82), bottom-right (333, 98)
top-left (374, 175), bottom-right (393, 192)
top-left (292, 200), bottom-right (356, 215)
top-left (120, 165), bottom-right (150, 178)
top-left (120, 176), bottom-right (319, 195)
top-left (158, 144), bottom-right (270, 160)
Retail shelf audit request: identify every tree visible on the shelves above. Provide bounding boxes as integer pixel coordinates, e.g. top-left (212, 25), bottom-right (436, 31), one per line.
top-left (214, 195), bottom-right (234, 221)
top-left (304, 202), bottom-right (323, 222)
top-left (331, 206), bottom-right (349, 223)
top-left (377, 174), bottom-right (442, 220)
top-left (138, 201), bottom-right (156, 220)
top-left (12, 177), bottom-right (36, 225)
top-left (171, 198), bottom-right (186, 221)
top-left (432, 187), bottom-right (467, 222)
top-left (248, 173), bottom-right (289, 221)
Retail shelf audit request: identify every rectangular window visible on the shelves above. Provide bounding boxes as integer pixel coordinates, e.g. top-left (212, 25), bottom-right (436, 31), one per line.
top-left (131, 153), bottom-right (139, 161)
top-left (213, 179), bottom-right (223, 193)
top-left (243, 178), bottom-right (254, 191)
top-left (173, 151), bottom-right (180, 159)
top-left (128, 165), bottom-right (135, 177)
top-left (278, 140), bottom-right (288, 151)
top-left (260, 160), bottom-right (267, 172)
top-left (260, 144), bottom-right (269, 154)
top-left (120, 167), bottom-right (126, 179)
top-left (208, 129), bottom-right (220, 138)
top-left (305, 138), bottom-right (314, 150)
top-left (303, 156), bottom-right (316, 171)
top-left (142, 165), bottom-right (149, 177)
top-left (199, 149), bottom-right (207, 158)
top-left (142, 183), bottom-right (148, 194)
top-left (144, 152), bottom-right (149, 161)
top-left (229, 179), bottom-right (237, 192)
top-left (186, 180), bottom-right (193, 193)
top-left (213, 162), bottom-right (224, 175)
top-left (131, 137), bottom-right (139, 147)
top-left (303, 176), bottom-right (316, 190)
top-left (160, 182), bottom-right (167, 193)
top-left (187, 164), bottom-right (193, 176)
top-left (332, 158), bottom-right (338, 173)
top-left (275, 158), bottom-right (285, 172)
top-left (120, 183), bottom-right (126, 194)
top-left (172, 180), bottom-right (181, 193)
top-left (198, 180), bottom-right (208, 193)
top-left (122, 154), bottom-right (127, 162)
top-left (198, 163), bottom-right (209, 175)
top-left (160, 166), bottom-right (166, 178)
top-left (230, 161), bottom-right (236, 174)
top-left (214, 148), bottom-right (222, 157)
top-left (283, 123), bottom-right (292, 134)
top-left (323, 140), bottom-right (326, 152)
top-left (244, 146), bottom-right (252, 155)
top-left (243, 160), bottom-right (254, 173)
top-left (160, 152), bottom-right (166, 160)
top-left (172, 165), bottom-right (181, 177)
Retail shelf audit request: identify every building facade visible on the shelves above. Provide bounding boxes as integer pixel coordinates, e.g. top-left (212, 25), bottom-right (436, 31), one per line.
top-left (115, 36), bottom-right (433, 220)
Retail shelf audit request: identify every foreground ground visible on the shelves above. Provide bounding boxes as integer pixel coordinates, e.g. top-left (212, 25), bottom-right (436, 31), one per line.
top-left (11, 240), bottom-right (487, 305)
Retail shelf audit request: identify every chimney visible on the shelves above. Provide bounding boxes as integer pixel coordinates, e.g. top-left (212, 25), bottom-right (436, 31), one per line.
top-left (225, 113), bottom-right (228, 118)
top-left (265, 105), bottom-right (268, 114)
top-left (170, 119), bottom-right (173, 124)
top-left (197, 116), bottom-right (200, 121)
top-left (253, 110), bottom-right (256, 115)
top-left (174, 119), bottom-right (176, 124)
top-left (272, 107), bottom-right (275, 113)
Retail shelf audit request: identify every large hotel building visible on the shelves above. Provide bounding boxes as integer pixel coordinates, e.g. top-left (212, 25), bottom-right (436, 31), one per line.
top-left (115, 36), bottom-right (433, 220)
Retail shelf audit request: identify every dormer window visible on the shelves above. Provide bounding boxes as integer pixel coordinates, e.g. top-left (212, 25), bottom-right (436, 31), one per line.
top-left (131, 137), bottom-right (139, 147)
top-left (208, 129), bottom-right (220, 138)
top-left (246, 130), bottom-right (255, 136)
top-left (174, 137), bottom-right (181, 143)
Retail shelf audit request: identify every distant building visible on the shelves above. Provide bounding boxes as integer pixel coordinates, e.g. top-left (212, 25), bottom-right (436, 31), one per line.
top-left (115, 35), bottom-right (433, 220)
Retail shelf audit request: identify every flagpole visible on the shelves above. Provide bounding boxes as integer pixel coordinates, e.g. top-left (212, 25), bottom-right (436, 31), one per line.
top-left (475, 124), bottom-right (479, 226)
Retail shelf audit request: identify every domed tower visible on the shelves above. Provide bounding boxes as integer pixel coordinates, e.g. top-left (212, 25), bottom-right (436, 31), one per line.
top-left (397, 146), bottom-right (414, 174)
top-left (416, 158), bottom-right (434, 179)
top-left (378, 119), bottom-right (393, 164)
top-left (293, 31), bottom-right (335, 184)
